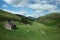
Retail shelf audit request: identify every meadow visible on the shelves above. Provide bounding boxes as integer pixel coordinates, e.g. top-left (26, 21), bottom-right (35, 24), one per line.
top-left (0, 22), bottom-right (60, 40)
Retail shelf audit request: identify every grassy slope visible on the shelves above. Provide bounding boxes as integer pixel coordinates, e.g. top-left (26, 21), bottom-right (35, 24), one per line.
top-left (37, 13), bottom-right (60, 27)
top-left (0, 22), bottom-right (60, 40)
top-left (0, 10), bottom-right (60, 40)
top-left (0, 10), bottom-right (20, 21)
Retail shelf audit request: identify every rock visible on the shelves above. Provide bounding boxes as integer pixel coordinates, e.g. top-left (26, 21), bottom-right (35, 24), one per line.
top-left (4, 21), bottom-right (11, 30)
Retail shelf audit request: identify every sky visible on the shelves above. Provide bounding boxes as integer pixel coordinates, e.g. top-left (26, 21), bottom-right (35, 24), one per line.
top-left (0, 0), bottom-right (60, 18)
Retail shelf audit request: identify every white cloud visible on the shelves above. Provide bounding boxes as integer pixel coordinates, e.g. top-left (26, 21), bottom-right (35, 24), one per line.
top-left (16, 10), bottom-right (27, 15)
top-left (4, 0), bottom-right (21, 6)
top-left (49, 9), bottom-right (60, 13)
top-left (4, 0), bottom-right (29, 7)
top-left (25, 15), bottom-right (33, 17)
top-left (28, 4), bottom-right (57, 10)
top-left (3, 0), bottom-right (60, 17)
top-left (31, 3), bottom-right (58, 17)
top-left (4, 0), bottom-right (59, 9)
top-left (40, 4), bottom-right (57, 10)
top-left (40, 1), bottom-right (48, 4)
top-left (34, 10), bottom-right (43, 13)
top-left (3, 0), bottom-right (56, 7)
top-left (28, 3), bottom-right (41, 10)
top-left (3, 0), bottom-right (59, 8)
top-left (2, 9), bottom-right (28, 15)
top-left (31, 0), bottom-right (48, 3)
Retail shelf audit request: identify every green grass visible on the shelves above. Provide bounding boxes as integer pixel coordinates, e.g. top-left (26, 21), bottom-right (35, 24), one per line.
top-left (0, 22), bottom-right (60, 40)
top-left (0, 10), bottom-right (20, 21)
top-left (37, 13), bottom-right (60, 27)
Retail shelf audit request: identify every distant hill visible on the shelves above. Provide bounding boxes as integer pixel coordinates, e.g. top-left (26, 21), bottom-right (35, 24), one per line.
top-left (0, 10), bottom-right (35, 24)
top-left (0, 10), bottom-right (21, 21)
top-left (16, 14), bottom-right (35, 24)
top-left (37, 13), bottom-right (60, 27)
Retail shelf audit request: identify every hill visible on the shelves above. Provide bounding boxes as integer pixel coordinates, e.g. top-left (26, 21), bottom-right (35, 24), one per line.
top-left (0, 21), bottom-right (60, 40)
top-left (0, 10), bottom-right (60, 40)
top-left (16, 14), bottom-right (35, 24)
top-left (37, 13), bottom-right (60, 27)
top-left (0, 10), bottom-right (20, 21)
top-left (0, 10), bottom-right (35, 24)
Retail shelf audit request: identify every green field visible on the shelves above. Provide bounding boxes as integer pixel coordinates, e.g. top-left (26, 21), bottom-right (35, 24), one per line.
top-left (0, 22), bottom-right (60, 40)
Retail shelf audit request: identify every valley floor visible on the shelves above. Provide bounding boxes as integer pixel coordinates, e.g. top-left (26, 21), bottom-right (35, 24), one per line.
top-left (0, 22), bottom-right (60, 40)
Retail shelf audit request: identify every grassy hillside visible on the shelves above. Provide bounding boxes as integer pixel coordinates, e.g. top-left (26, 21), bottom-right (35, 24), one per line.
top-left (0, 10), bottom-right (20, 21)
top-left (0, 10), bottom-right (60, 40)
top-left (37, 13), bottom-right (60, 27)
top-left (16, 14), bottom-right (35, 24)
top-left (0, 10), bottom-right (34, 24)
top-left (0, 22), bottom-right (60, 40)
